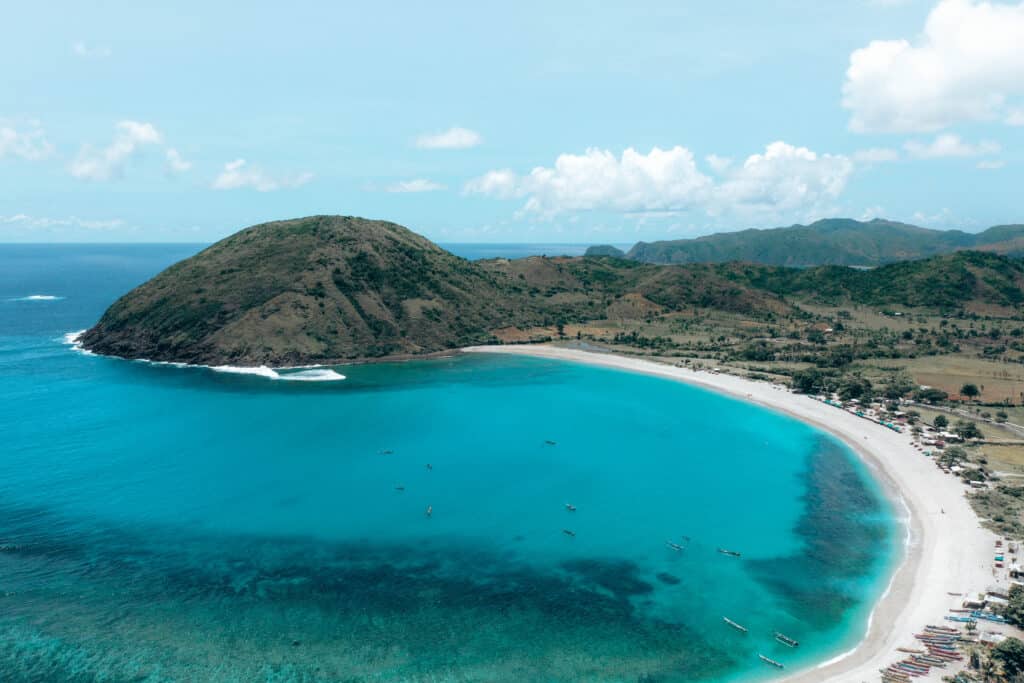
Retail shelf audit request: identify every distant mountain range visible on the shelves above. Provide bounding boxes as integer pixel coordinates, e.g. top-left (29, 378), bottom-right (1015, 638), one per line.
top-left (585, 218), bottom-right (1024, 267)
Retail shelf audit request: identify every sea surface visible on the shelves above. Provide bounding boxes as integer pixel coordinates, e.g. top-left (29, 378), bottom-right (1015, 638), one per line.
top-left (0, 244), bottom-right (898, 682)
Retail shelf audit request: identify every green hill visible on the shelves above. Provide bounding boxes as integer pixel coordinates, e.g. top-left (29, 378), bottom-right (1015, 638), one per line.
top-left (623, 218), bottom-right (1024, 266)
top-left (82, 215), bottom-right (1024, 366)
top-left (81, 216), bottom-right (536, 364)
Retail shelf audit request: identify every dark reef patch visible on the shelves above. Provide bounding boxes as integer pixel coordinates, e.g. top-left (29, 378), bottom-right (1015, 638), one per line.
top-left (745, 437), bottom-right (893, 629)
top-left (656, 572), bottom-right (681, 586)
top-left (0, 501), bottom-right (737, 682)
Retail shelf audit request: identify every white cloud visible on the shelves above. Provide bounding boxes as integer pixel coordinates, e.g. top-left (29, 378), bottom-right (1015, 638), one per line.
top-left (415, 127), bottom-right (482, 149)
top-left (853, 147), bottom-right (901, 163)
top-left (465, 142), bottom-right (853, 220)
top-left (385, 178), bottom-right (446, 193)
top-left (0, 120), bottom-right (55, 161)
top-left (903, 133), bottom-right (1000, 158)
top-left (0, 213), bottom-right (124, 231)
top-left (705, 154), bottom-right (733, 173)
top-left (69, 120), bottom-right (163, 181)
top-left (843, 0), bottom-right (1024, 133)
top-left (165, 148), bottom-right (192, 173)
top-left (72, 41), bottom-right (112, 58)
top-left (977, 159), bottom-right (1006, 168)
top-left (1006, 108), bottom-right (1024, 125)
top-left (211, 159), bottom-right (313, 192)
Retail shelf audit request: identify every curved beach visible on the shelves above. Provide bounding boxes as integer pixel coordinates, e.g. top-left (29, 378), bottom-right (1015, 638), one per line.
top-left (464, 344), bottom-right (997, 682)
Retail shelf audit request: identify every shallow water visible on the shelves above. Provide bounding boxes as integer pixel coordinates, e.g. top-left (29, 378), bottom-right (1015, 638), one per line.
top-left (0, 245), bottom-right (897, 682)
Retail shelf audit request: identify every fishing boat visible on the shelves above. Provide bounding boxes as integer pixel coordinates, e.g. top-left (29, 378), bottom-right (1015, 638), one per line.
top-left (666, 541), bottom-right (684, 552)
top-left (562, 529), bottom-right (576, 537)
top-left (774, 632), bottom-right (799, 647)
top-left (718, 548), bottom-right (742, 557)
top-left (758, 654), bottom-right (784, 669)
top-left (723, 617), bottom-right (747, 633)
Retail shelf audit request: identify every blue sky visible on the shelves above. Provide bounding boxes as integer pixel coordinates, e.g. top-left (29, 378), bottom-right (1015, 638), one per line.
top-left (2, 0), bottom-right (1022, 243)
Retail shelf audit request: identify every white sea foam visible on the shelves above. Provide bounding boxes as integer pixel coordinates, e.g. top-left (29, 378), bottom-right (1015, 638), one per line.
top-left (277, 368), bottom-right (347, 381)
top-left (13, 294), bottom-right (64, 301)
top-left (211, 365), bottom-right (346, 381)
top-left (61, 330), bottom-right (96, 356)
top-left (61, 330), bottom-right (346, 381)
top-left (211, 365), bottom-right (283, 379)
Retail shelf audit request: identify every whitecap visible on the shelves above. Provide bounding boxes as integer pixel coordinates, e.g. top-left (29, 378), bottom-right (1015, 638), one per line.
top-left (13, 294), bottom-right (64, 301)
top-left (210, 365), bottom-right (282, 379)
top-left (277, 368), bottom-right (347, 381)
top-left (61, 330), bottom-right (96, 356)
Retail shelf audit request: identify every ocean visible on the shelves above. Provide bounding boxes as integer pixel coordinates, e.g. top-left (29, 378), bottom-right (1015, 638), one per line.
top-left (0, 244), bottom-right (897, 682)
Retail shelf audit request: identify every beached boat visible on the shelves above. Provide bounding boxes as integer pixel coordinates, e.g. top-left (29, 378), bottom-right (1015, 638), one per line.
top-left (723, 617), bottom-right (747, 633)
top-left (773, 632), bottom-right (799, 647)
top-left (717, 548), bottom-right (741, 557)
top-left (758, 654), bottom-right (784, 668)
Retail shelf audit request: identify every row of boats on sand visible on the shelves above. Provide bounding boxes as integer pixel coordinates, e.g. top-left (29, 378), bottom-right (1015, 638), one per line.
top-left (723, 616), bottom-right (797, 669)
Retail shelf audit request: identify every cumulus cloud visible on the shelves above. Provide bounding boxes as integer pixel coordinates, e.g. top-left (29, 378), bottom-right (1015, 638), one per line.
top-left (1006, 109), bottom-right (1024, 125)
top-left (903, 133), bottom-right (1000, 158)
top-left (843, 0), bottom-right (1024, 133)
top-left (72, 41), bottom-right (112, 58)
top-left (1, 213), bottom-right (124, 231)
top-left (465, 142), bottom-right (853, 219)
top-left (165, 148), bottom-right (191, 173)
top-left (0, 120), bottom-right (55, 161)
top-left (69, 121), bottom-right (163, 181)
top-left (415, 127), bottom-right (482, 149)
top-left (977, 159), bottom-right (1007, 169)
top-left (211, 159), bottom-right (313, 192)
top-left (385, 178), bottom-right (446, 193)
top-left (705, 154), bottom-right (733, 173)
top-left (853, 147), bottom-right (901, 163)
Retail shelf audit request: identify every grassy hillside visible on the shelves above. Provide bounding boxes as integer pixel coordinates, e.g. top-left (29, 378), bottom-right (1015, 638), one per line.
top-left (82, 216), bottom-right (534, 364)
top-left (82, 215), bottom-right (1024, 365)
top-left (624, 218), bottom-right (1024, 267)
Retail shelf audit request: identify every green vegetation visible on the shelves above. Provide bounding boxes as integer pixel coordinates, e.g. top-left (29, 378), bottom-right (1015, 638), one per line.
top-left (83, 215), bottom-right (1024, 374)
top-left (621, 218), bottom-right (1024, 267)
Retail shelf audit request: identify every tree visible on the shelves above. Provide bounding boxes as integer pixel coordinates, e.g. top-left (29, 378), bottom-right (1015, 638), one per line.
top-left (883, 371), bottom-right (916, 400)
top-left (933, 414), bottom-right (949, 430)
top-left (993, 637), bottom-right (1024, 677)
top-left (961, 383), bottom-right (981, 401)
top-left (1004, 585), bottom-right (1024, 628)
top-left (955, 420), bottom-right (984, 440)
top-left (914, 387), bottom-right (948, 403)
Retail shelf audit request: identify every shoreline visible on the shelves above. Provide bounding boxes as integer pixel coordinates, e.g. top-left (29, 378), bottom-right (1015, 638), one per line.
top-left (463, 344), bottom-right (997, 683)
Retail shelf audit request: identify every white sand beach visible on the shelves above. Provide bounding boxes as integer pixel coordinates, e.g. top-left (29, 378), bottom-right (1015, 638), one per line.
top-left (464, 344), bottom-right (1002, 682)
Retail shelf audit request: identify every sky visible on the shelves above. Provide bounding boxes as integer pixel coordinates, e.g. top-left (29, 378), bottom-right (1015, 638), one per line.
top-left (1, 0), bottom-right (1023, 244)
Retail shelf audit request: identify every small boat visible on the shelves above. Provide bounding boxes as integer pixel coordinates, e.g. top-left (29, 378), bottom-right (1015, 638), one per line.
top-left (666, 541), bottom-right (684, 552)
top-left (681, 535), bottom-right (691, 542)
top-left (425, 463), bottom-right (433, 471)
top-left (774, 632), bottom-right (799, 647)
top-left (565, 503), bottom-right (577, 512)
top-left (758, 654), bottom-right (784, 669)
top-left (718, 548), bottom-right (742, 558)
top-left (545, 440), bottom-right (557, 446)
top-left (395, 486), bottom-right (405, 492)
top-left (562, 529), bottom-right (576, 537)
top-left (723, 617), bottom-right (747, 633)
top-left (425, 505), bottom-right (432, 517)
top-left (379, 449), bottom-right (394, 455)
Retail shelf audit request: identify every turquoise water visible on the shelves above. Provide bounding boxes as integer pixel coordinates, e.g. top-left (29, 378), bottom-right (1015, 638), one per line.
top-left (0, 245), bottom-right (897, 682)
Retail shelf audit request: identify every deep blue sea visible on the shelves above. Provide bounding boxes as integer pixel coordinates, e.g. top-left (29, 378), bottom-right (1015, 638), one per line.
top-left (0, 244), bottom-right (897, 682)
